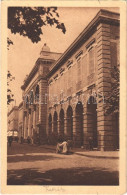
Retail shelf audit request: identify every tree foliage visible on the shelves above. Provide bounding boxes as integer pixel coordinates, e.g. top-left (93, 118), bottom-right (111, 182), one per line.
top-left (7, 7), bottom-right (66, 105)
top-left (8, 7), bottom-right (66, 43)
top-left (104, 66), bottom-right (120, 115)
top-left (7, 38), bottom-right (13, 50)
top-left (7, 71), bottom-right (15, 105)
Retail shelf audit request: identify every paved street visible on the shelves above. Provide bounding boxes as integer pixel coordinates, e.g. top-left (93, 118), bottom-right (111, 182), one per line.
top-left (7, 142), bottom-right (119, 185)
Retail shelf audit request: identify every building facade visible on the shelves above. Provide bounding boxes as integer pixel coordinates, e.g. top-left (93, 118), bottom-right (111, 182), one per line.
top-left (7, 106), bottom-right (19, 137)
top-left (21, 9), bottom-right (120, 151)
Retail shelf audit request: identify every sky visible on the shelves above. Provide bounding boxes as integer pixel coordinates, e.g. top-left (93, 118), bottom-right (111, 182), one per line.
top-left (8, 7), bottom-right (119, 110)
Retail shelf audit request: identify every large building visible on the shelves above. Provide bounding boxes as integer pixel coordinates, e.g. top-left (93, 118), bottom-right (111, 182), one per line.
top-left (21, 9), bottom-right (120, 151)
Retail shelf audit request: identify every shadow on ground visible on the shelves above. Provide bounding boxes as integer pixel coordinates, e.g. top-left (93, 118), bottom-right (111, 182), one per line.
top-left (7, 144), bottom-right (56, 155)
top-left (7, 154), bottom-right (64, 163)
top-left (75, 153), bottom-right (119, 159)
top-left (7, 167), bottom-right (119, 185)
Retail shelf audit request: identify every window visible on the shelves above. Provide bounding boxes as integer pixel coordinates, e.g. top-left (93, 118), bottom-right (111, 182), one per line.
top-left (82, 54), bottom-right (87, 85)
top-left (76, 59), bottom-right (82, 90)
top-left (88, 47), bottom-right (95, 75)
top-left (77, 59), bottom-right (81, 82)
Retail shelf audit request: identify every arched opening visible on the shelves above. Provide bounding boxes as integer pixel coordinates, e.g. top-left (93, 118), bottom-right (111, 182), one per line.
top-left (48, 114), bottom-right (52, 135)
top-left (53, 111), bottom-right (58, 136)
top-left (67, 106), bottom-right (73, 140)
top-left (35, 85), bottom-right (39, 103)
top-left (75, 102), bottom-right (83, 147)
top-left (87, 96), bottom-right (98, 148)
top-left (59, 109), bottom-right (64, 137)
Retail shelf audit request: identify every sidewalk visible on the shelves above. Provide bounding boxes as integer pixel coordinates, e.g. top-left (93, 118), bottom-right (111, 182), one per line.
top-left (33, 144), bottom-right (119, 159)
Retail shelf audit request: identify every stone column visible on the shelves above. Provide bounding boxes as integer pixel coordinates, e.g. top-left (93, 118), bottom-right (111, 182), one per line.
top-left (52, 121), bottom-right (55, 133)
top-left (72, 112), bottom-right (77, 147)
top-left (31, 105), bottom-right (36, 129)
top-left (57, 120), bottom-right (60, 136)
top-left (64, 117), bottom-right (68, 138)
top-left (38, 79), bottom-right (48, 144)
top-left (28, 109), bottom-right (31, 137)
top-left (83, 106), bottom-right (89, 149)
top-left (24, 112), bottom-right (27, 139)
top-left (30, 105), bottom-right (35, 143)
top-left (24, 116), bottom-right (26, 139)
top-left (97, 23), bottom-right (115, 151)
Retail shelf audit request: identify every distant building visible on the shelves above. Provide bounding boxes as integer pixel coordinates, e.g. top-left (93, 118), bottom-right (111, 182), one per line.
top-left (7, 106), bottom-right (19, 137)
top-left (21, 9), bottom-right (120, 151)
top-left (18, 102), bottom-right (23, 138)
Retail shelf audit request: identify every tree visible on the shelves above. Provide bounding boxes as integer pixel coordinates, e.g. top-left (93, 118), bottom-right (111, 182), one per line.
top-left (103, 66), bottom-right (120, 115)
top-left (7, 71), bottom-right (15, 105)
top-left (7, 7), bottom-right (66, 105)
top-left (8, 7), bottom-right (66, 43)
top-left (7, 38), bottom-right (13, 50)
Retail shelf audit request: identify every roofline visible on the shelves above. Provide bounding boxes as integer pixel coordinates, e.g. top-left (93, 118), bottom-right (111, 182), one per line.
top-left (40, 51), bottom-right (62, 55)
top-left (47, 9), bottom-right (120, 78)
top-left (21, 58), bottom-right (56, 90)
top-left (18, 101), bottom-right (23, 108)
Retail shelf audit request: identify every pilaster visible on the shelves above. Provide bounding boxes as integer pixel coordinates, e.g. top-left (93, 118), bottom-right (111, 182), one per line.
top-left (28, 109), bottom-right (31, 137)
top-left (38, 79), bottom-right (48, 144)
top-left (64, 117), bottom-right (68, 137)
top-left (97, 23), bottom-right (115, 151)
top-left (83, 106), bottom-right (90, 149)
top-left (72, 113), bottom-right (77, 147)
top-left (57, 120), bottom-right (60, 135)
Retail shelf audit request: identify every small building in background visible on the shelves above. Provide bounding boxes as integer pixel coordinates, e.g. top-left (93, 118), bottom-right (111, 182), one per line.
top-left (7, 106), bottom-right (19, 139)
top-left (18, 102), bottom-right (23, 138)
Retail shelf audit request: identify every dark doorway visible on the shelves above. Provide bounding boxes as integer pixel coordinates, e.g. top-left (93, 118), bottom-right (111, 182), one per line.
top-left (75, 102), bottom-right (83, 147)
top-left (87, 96), bottom-right (98, 148)
top-left (67, 106), bottom-right (73, 140)
top-left (53, 111), bottom-right (58, 136)
top-left (48, 114), bottom-right (52, 135)
top-left (59, 109), bottom-right (64, 137)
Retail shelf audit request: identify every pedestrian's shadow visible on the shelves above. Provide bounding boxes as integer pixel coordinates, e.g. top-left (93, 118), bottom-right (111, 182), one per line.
top-left (57, 152), bottom-right (74, 155)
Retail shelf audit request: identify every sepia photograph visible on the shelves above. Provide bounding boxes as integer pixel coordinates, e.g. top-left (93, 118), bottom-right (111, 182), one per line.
top-left (1, 1), bottom-right (126, 194)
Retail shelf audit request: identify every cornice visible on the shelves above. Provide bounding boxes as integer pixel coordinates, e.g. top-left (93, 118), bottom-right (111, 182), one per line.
top-left (21, 58), bottom-right (55, 90)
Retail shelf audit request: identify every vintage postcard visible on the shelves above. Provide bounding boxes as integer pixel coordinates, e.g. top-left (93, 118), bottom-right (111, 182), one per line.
top-left (1, 0), bottom-right (126, 194)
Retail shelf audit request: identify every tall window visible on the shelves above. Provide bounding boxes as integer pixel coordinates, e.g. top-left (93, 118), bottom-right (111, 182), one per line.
top-left (88, 47), bottom-right (95, 75)
top-left (77, 59), bottom-right (81, 83)
top-left (76, 59), bottom-right (82, 90)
